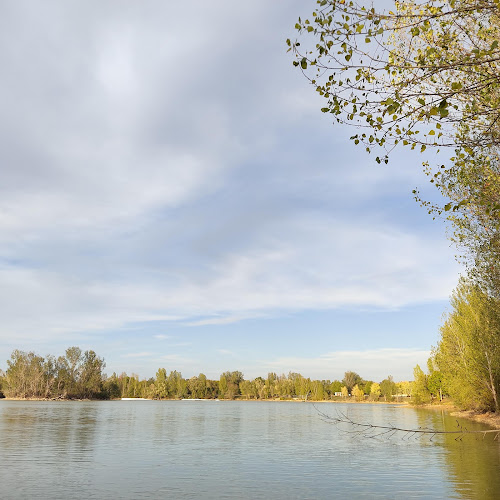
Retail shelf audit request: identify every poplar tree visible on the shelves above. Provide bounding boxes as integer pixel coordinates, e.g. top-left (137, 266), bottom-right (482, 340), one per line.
top-left (434, 279), bottom-right (500, 411)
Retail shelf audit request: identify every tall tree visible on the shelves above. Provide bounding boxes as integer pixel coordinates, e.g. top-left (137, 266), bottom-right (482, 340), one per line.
top-left (412, 365), bottom-right (432, 404)
top-left (78, 350), bottom-right (105, 399)
top-left (342, 371), bottom-right (362, 393)
top-left (434, 279), bottom-right (500, 411)
top-left (154, 368), bottom-right (168, 399)
top-left (380, 375), bottom-right (397, 401)
top-left (5, 350), bottom-right (46, 398)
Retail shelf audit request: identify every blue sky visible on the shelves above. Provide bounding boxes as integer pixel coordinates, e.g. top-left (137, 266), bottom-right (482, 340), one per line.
top-left (0, 1), bottom-right (461, 382)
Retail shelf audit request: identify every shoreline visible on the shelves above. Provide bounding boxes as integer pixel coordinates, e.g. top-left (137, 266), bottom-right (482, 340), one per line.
top-left (1, 396), bottom-right (407, 404)
top-left (413, 402), bottom-right (500, 429)
top-left (3, 396), bottom-right (500, 428)
top-left (450, 410), bottom-right (500, 429)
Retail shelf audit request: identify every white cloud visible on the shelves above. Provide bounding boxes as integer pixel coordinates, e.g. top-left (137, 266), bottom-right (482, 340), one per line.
top-left (0, 213), bottom-right (459, 343)
top-left (0, 1), bottom-right (460, 372)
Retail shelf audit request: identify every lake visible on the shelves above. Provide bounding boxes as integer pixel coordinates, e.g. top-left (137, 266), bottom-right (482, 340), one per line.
top-left (1, 400), bottom-right (499, 499)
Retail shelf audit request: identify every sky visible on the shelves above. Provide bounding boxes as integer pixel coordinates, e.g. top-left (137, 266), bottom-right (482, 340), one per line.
top-left (0, 1), bottom-right (462, 382)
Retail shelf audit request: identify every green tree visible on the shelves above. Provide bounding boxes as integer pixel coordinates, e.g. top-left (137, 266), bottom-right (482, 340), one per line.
top-left (342, 371), bottom-right (362, 394)
top-left (254, 377), bottom-right (266, 399)
top-left (219, 373), bottom-right (228, 399)
top-left (427, 358), bottom-right (446, 401)
top-left (187, 373), bottom-right (208, 399)
top-left (412, 365), bottom-right (432, 405)
top-left (362, 380), bottom-right (373, 396)
top-left (380, 375), bottom-right (397, 401)
top-left (154, 368), bottom-right (168, 399)
top-left (434, 279), bottom-right (500, 411)
top-left (5, 350), bottom-right (46, 398)
top-left (102, 372), bottom-right (121, 399)
top-left (329, 380), bottom-right (342, 395)
top-left (265, 372), bottom-right (278, 399)
top-left (311, 380), bottom-right (325, 400)
top-left (240, 380), bottom-right (256, 400)
top-left (167, 370), bottom-right (185, 398)
top-left (78, 350), bottom-right (105, 399)
top-left (219, 371), bottom-right (243, 399)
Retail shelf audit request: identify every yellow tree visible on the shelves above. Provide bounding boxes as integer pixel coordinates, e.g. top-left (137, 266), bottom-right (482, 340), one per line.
top-left (370, 382), bottom-right (381, 401)
top-left (352, 384), bottom-right (365, 401)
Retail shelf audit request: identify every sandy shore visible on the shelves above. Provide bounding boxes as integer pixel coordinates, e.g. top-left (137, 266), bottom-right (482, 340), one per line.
top-left (413, 401), bottom-right (500, 429)
top-left (450, 410), bottom-right (500, 429)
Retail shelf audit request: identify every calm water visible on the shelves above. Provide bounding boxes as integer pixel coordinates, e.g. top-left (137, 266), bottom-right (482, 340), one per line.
top-left (1, 401), bottom-right (499, 499)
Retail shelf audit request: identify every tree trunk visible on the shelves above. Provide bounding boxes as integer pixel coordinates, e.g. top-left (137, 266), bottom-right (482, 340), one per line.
top-left (485, 350), bottom-right (499, 412)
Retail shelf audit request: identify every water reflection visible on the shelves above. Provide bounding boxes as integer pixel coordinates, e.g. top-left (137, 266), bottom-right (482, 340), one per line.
top-left (415, 409), bottom-right (500, 499)
top-left (1, 400), bottom-right (499, 499)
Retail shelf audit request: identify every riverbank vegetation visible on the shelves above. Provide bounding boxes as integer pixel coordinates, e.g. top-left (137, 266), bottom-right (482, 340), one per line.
top-left (0, 348), bottom-right (415, 402)
top-left (410, 279), bottom-right (500, 412)
top-left (289, 1), bottom-right (500, 413)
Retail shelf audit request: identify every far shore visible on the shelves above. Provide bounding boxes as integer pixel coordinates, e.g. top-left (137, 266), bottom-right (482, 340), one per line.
top-left (1, 396), bottom-right (408, 404)
top-left (3, 396), bottom-right (499, 428)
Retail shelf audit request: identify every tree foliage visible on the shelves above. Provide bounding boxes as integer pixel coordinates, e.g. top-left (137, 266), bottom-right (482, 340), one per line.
top-left (0, 349), bottom-right (411, 402)
top-left (370, 381), bottom-right (381, 400)
top-left (380, 375), bottom-right (397, 401)
top-left (342, 370), bottom-right (362, 393)
top-left (288, 0), bottom-right (500, 292)
top-left (288, 0), bottom-right (500, 157)
top-left (412, 364), bottom-right (432, 404)
top-left (352, 384), bottom-right (365, 400)
top-left (434, 279), bottom-right (500, 411)
top-left (4, 347), bottom-right (105, 399)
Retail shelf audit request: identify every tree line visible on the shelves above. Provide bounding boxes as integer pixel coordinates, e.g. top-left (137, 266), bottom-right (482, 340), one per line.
top-left (0, 348), bottom-right (417, 401)
top-left (289, 1), bottom-right (500, 413)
